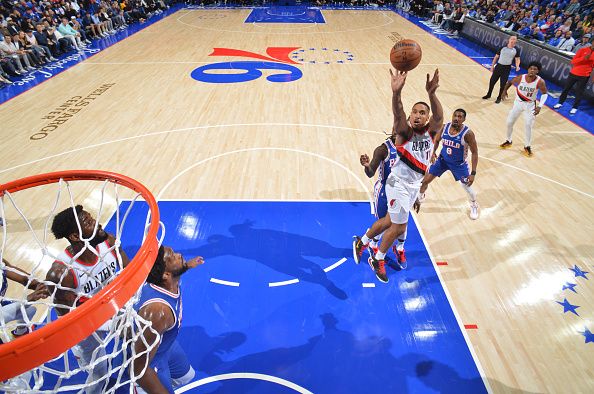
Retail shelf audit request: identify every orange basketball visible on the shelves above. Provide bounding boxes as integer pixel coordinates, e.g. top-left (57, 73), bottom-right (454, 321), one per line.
top-left (390, 39), bottom-right (422, 72)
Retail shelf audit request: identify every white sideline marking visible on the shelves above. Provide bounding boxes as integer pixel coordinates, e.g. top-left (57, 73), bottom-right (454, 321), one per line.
top-left (269, 278), bottom-right (300, 287)
top-left (324, 257), bottom-right (347, 272)
top-left (175, 372), bottom-right (313, 394)
top-left (210, 278), bottom-right (240, 287)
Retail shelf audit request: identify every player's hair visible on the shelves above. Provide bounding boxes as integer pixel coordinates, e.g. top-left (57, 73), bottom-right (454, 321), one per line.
top-left (146, 245), bottom-right (166, 286)
top-left (527, 61), bottom-right (542, 71)
top-left (454, 108), bottom-right (467, 118)
top-left (413, 101), bottom-right (430, 112)
top-left (51, 205), bottom-right (84, 240)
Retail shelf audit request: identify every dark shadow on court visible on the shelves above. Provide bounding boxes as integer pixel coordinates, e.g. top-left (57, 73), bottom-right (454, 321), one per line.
top-left (185, 220), bottom-right (349, 300)
top-left (182, 313), bottom-right (534, 393)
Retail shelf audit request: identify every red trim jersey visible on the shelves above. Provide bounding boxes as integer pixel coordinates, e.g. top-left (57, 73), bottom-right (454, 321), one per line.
top-left (55, 241), bottom-right (119, 305)
top-left (390, 125), bottom-right (434, 186)
top-left (515, 74), bottom-right (541, 103)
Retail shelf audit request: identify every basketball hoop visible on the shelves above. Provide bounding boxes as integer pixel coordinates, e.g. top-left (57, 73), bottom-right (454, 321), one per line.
top-left (0, 170), bottom-right (160, 391)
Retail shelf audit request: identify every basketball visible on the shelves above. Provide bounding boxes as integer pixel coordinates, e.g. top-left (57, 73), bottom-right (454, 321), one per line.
top-left (390, 39), bottom-right (422, 72)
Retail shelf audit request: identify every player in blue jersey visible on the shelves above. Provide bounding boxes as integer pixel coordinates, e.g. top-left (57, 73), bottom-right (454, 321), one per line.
top-left (359, 134), bottom-right (409, 269)
top-left (1, 257), bottom-right (49, 339)
top-left (417, 109), bottom-right (480, 220)
top-left (128, 245), bottom-right (204, 394)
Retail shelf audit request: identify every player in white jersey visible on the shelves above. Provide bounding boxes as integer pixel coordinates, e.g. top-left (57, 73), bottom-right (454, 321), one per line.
top-left (499, 61), bottom-right (548, 157)
top-left (353, 69), bottom-right (444, 283)
top-left (45, 205), bottom-right (129, 393)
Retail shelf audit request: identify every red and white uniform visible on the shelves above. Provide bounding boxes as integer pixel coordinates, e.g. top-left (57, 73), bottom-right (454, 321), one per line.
top-left (55, 241), bottom-right (120, 393)
top-left (385, 125), bottom-right (434, 224)
top-left (55, 240), bottom-right (119, 305)
top-left (515, 74), bottom-right (541, 103)
top-left (506, 74), bottom-right (541, 146)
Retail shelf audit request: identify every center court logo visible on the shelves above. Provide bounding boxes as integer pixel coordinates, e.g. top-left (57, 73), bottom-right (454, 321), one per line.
top-left (191, 47), bottom-right (303, 84)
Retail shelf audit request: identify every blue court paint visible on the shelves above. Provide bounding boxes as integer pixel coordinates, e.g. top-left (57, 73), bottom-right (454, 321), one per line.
top-left (100, 200), bottom-right (486, 393)
top-left (244, 7), bottom-right (325, 24)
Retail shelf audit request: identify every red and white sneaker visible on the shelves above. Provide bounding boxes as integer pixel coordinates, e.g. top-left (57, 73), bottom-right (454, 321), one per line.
top-left (352, 236), bottom-right (368, 265)
top-left (368, 255), bottom-right (388, 283)
top-left (392, 246), bottom-right (407, 269)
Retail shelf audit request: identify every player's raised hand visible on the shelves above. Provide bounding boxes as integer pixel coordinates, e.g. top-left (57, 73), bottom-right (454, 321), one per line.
top-left (360, 154), bottom-right (370, 167)
top-left (390, 69), bottom-right (407, 93)
top-left (186, 256), bottom-right (204, 269)
top-left (27, 282), bottom-right (50, 302)
top-left (425, 69), bottom-right (439, 94)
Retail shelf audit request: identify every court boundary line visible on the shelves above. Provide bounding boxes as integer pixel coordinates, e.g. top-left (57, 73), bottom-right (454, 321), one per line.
top-left (176, 8), bottom-right (395, 34)
top-left (3, 123), bottom-right (591, 200)
top-left (412, 213), bottom-right (493, 394)
top-left (210, 278), bottom-right (240, 287)
top-left (175, 372), bottom-right (313, 394)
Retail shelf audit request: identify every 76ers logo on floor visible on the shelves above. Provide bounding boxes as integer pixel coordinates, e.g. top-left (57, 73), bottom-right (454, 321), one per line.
top-left (191, 47), bottom-right (302, 84)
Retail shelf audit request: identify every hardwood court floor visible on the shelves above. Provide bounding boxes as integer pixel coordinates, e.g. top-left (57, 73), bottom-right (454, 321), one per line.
top-left (1, 7), bottom-right (593, 393)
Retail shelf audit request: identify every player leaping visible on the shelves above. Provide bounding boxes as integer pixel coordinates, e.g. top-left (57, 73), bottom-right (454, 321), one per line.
top-left (359, 132), bottom-right (409, 268)
top-left (353, 69), bottom-right (443, 283)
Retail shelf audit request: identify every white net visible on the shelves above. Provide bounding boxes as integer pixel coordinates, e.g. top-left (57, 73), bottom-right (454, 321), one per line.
top-left (0, 175), bottom-right (160, 393)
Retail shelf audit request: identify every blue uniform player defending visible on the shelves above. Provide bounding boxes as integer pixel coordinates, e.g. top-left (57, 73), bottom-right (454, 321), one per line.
top-left (128, 245), bottom-right (204, 393)
top-left (418, 109), bottom-right (480, 220)
top-left (359, 135), bottom-right (408, 268)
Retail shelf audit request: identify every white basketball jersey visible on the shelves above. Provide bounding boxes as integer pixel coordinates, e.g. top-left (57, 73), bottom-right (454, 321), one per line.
top-left (55, 241), bottom-right (119, 305)
top-left (515, 74), bottom-right (540, 103)
top-left (389, 126), bottom-right (434, 186)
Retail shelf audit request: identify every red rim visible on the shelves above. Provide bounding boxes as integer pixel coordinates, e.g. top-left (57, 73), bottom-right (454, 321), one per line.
top-left (0, 170), bottom-right (160, 381)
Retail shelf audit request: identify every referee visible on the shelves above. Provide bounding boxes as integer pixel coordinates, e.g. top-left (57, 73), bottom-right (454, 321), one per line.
top-left (483, 35), bottom-right (521, 103)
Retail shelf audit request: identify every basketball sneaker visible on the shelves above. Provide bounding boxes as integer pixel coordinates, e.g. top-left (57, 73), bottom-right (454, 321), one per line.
top-left (369, 238), bottom-right (379, 258)
top-left (368, 255), bottom-right (388, 283)
top-left (352, 236), bottom-right (368, 265)
top-left (499, 140), bottom-right (512, 149)
top-left (11, 325), bottom-right (35, 339)
top-left (392, 245), bottom-right (407, 269)
top-left (523, 146), bottom-right (533, 157)
top-left (469, 201), bottom-right (480, 220)
top-left (553, 103), bottom-right (563, 109)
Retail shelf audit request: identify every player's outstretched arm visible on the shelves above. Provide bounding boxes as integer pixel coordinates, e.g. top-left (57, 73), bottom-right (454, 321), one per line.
top-left (134, 303), bottom-right (175, 394)
top-left (426, 69), bottom-right (444, 132)
top-left (361, 144), bottom-right (389, 178)
top-left (390, 69), bottom-right (408, 135)
top-left (464, 130), bottom-right (479, 186)
top-left (501, 75), bottom-right (521, 100)
top-left (3, 257), bottom-right (50, 300)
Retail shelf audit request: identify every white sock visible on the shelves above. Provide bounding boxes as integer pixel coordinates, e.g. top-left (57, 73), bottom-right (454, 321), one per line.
top-left (396, 228), bottom-right (407, 251)
top-left (375, 251), bottom-right (386, 260)
top-left (361, 232), bottom-right (371, 245)
top-left (461, 182), bottom-right (477, 202)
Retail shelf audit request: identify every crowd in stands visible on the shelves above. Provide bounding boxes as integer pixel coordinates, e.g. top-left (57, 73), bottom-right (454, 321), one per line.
top-left (2, 0), bottom-right (593, 88)
top-left (0, 0), bottom-right (173, 87)
top-left (409, 0), bottom-right (593, 51)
